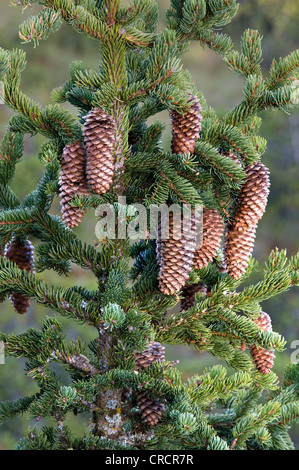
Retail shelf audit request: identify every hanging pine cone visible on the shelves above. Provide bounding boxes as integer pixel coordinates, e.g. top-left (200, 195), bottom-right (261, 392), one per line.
top-left (83, 107), bottom-right (116, 194)
top-left (224, 225), bottom-right (257, 279)
top-left (4, 237), bottom-right (34, 314)
top-left (180, 282), bottom-right (208, 310)
top-left (170, 94), bottom-right (202, 154)
top-left (231, 162), bottom-right (270, 230)
top-left (59, 140), bottom-right (89, 228)
top-left (135, 341), bottom-right (165, 370)
top-left (250, 312), bottom-right (275, 374)
top-left (0, 246), bottom-right (5, 304)
top-left (193, 208), bottom-right (224, 270)
top-left (224, 162), bottom-right (270, 279)
top-left (157, 210), bottom-right (197, 295)
top-left (134, 341), bottom-right (166, 426)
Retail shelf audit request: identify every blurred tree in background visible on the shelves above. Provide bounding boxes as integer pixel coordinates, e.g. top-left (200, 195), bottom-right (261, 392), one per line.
top-left (0, 0), bottom-right (298, 449)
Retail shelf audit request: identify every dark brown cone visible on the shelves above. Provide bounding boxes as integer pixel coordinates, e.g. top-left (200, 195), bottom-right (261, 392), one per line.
top-left (135, 341), bottom-right (166, 426)
top-left (135, 341), bottom-right (165, 370)
top-left (193, 208), bottom-right (224, 270)
top-left (180, 282), bottom-right (208, 310)
top-left (4, 238), bottom-right (34, 314)
top-left (250, 312), bottom-right (275, 374)
top-left (136, 390), bottom-right (165, 426)
top-left (59, 140), bottom-right (89, 228)
top-left (157, 211), bottom-right (197, 295)
top-left (224, 162), bottom-right (270, 279)
top-left (83, 107), bottom-right (116, 194)
top-left (170, 95), bottom-right (202, 154)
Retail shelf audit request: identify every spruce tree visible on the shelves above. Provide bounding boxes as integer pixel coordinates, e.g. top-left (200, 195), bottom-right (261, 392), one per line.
top-left (0, 0), bottom-right (299, 451)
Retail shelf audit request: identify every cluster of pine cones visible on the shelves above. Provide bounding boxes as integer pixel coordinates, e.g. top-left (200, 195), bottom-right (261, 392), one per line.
top-left (156, 93), bottom-right (274, 376)
top-left (59, 108), bottom-right (116, 228)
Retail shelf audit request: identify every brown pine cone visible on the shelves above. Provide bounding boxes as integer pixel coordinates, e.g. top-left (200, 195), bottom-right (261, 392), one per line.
top-left (135, 341), bottom-right (165, 370)
top-left (180, 282), bottom-right (208, 310)
top-left (157, 210), bottom-right (197, 295)
top-left (193, 208), bottom-right (224, 270)
top-left (224, 162), bottom-right (270, 279)
top-left (83, 107), bottom-right (116, 194)
top-left (4, 238), bottom-right (34, 314)
top-left (170, 94), bottom-right (202, 154)
top-left (135, 341), bottom-right (166, 426)
top-left (136, 390), bottom-right (165, 426)
top-left (250, 312), bottom-right (275, 374)
top-left (59, 140), bottom-right (89, 228)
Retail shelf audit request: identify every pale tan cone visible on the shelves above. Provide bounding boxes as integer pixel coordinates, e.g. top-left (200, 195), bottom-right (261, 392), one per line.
top-left (224, 161), bottom-right (270, 279)
top-left (193, 208), bottom-right (224, 270)
top-left (250, 312), bottom-right (275, 374)
top-left (83, 107), bottom-right (116, 194)
top-left (135, 341), bottom-right (166, 426)
top-left (59, 140), bottom-right (89, 228)
top-left (4, 238), bottom-right (34, 314)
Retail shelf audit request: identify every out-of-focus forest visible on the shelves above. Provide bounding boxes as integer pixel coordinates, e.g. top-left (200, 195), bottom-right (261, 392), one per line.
top-left (0, 0), bottom-right (298, 450)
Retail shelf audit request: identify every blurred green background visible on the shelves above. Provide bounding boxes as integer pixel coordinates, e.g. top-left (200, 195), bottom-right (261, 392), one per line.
top-left (0, 0), bottom-right (299, 450)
